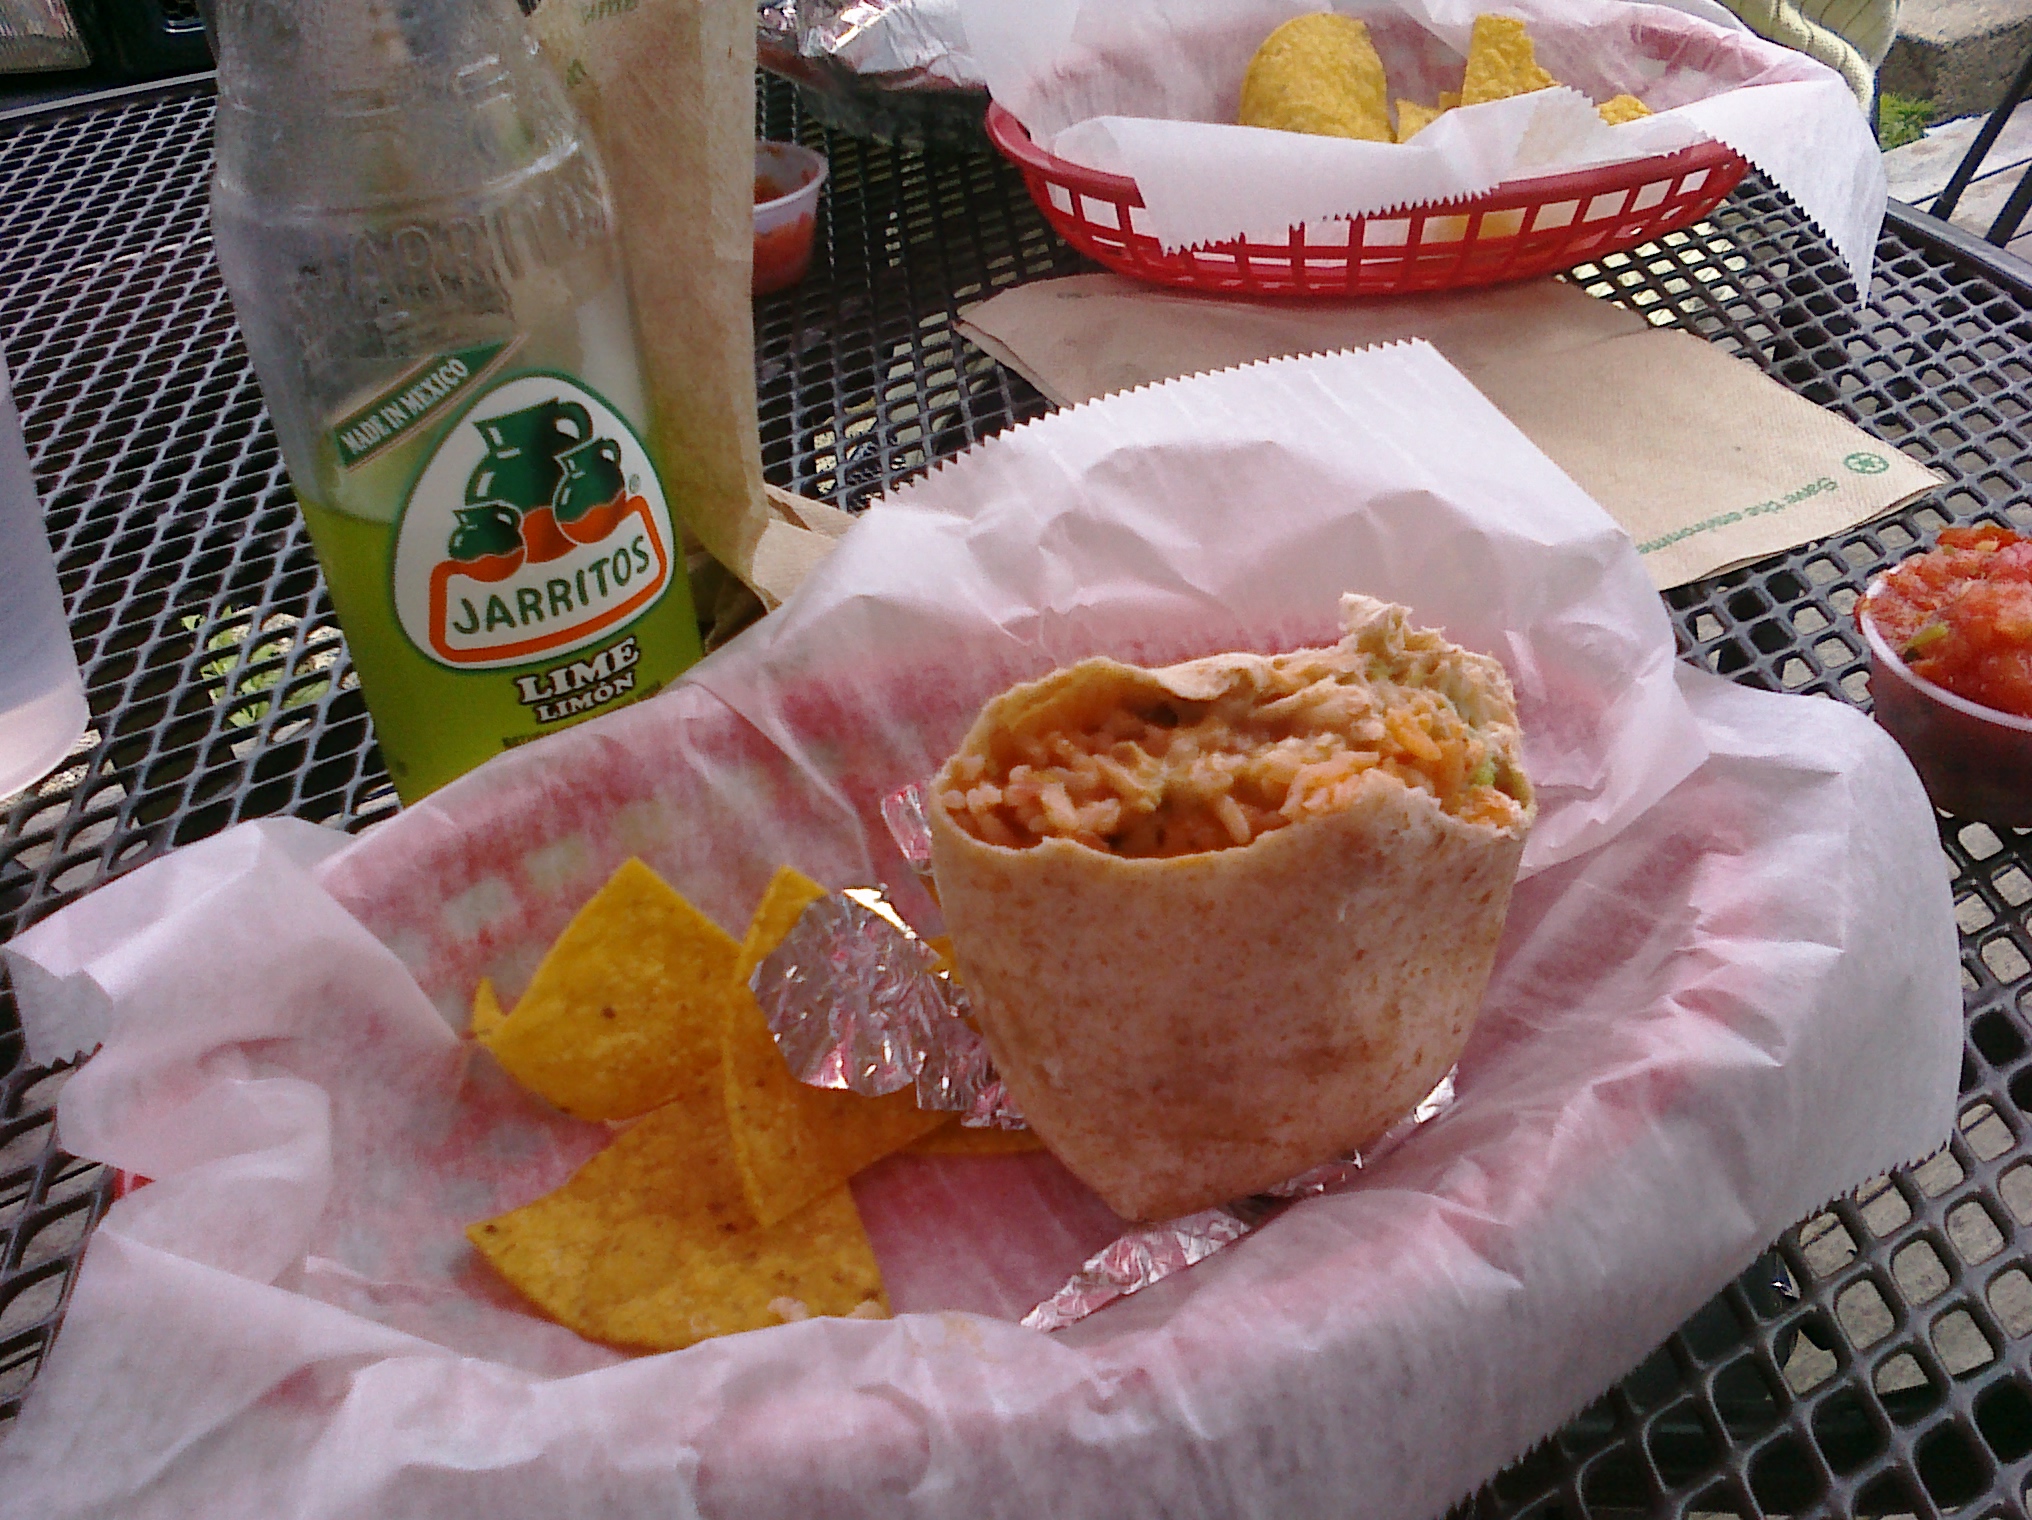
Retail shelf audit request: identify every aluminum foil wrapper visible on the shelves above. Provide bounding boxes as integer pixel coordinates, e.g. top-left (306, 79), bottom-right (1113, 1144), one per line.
top-left (1262, 1069), bottom-right (1456, 1199)
top-left (757, 0), bottom-right (983, 89)
top-left (880, 781), bottom-right (936, 878)
top-left (1021, 1069), bottom-right (1460, 1332)
top-left (750, 886), bottom-right (1024, 1127)
top-left (1020, 1207), bottom-right (1262, 1333)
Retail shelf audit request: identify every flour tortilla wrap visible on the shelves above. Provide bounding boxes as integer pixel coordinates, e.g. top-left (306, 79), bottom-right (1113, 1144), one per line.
top-left (927, 594), bottom-right (1535, 1220)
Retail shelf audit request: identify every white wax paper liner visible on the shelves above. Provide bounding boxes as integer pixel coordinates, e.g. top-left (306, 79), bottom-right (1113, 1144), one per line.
top-left (0, 344), bottom-right (1959, 1520)
top-left (960, 0), bottom-right (1884, 290)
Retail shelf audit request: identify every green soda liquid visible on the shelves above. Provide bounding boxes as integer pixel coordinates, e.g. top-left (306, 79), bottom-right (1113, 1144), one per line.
top-left (206, 0), bottom-right (706, 807)
top-left (302, 355), bottom-right (701, 804)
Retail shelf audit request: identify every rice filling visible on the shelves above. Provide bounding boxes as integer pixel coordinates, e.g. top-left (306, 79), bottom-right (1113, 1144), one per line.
top-left (940, 602), bottom-right (1530, 858)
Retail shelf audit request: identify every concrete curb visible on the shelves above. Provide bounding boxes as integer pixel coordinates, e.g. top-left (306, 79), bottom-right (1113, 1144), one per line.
top-left (1883, 104), bottom-right (2032, 263)
top-left (1882, 0), bottom-right (2032, 117)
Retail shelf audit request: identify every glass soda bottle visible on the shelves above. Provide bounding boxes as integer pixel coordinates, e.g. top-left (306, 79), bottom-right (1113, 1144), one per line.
top-left (0, 358), bottom-right (89, 799)
top-left (207, 0), bottom-right (701, 804)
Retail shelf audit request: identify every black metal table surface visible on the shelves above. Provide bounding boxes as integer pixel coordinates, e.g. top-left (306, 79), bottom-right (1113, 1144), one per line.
top-left (2, 71), bottom-right (2031, 1520)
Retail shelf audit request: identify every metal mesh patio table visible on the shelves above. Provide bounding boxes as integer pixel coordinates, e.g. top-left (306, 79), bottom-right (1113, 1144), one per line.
top-left (4, 70), bottom-right (2032, 1520)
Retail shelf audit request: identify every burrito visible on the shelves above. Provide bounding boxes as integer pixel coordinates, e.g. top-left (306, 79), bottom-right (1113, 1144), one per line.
top-left (926, 594), bottom-right (1535, 1220)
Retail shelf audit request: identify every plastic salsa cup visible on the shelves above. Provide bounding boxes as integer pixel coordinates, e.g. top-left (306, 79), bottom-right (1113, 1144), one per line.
top-left (754, 140), bottom-right (828, 296)
top-left (1861, 586), bottom-right (2032, 826)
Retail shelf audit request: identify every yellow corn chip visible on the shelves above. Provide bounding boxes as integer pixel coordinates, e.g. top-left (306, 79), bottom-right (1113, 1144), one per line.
top-left (1439, 90), bottom-right (1462, 110)
top-left (586, 1095), bottom-right (758, 1229)
top-left (465, 1099), bottom-right (751, 1337)
top-left (1460, 15), bottom-right (1556, 107)
top-left (585, 1188), bottom-right (886, 1351)
top-left (906, 1120), bottom-right (1048, 1157)
top-left (1395, 99), bottom-right (1448, 141)
top-left (467, 1102), bottom-right (883, 1352)
top-left (470, 977), bottom-right (508, 1040)
top-left (731, 864), bottom-right (832, 987)
top-left (724, 865), bottom-right (945, 1227)
top-left (467, 1183), bottom-right (615, 1341)
top-left (1238, 14), bottom-right (1393, 143)
top-left (1598, 93), bottom-right (1651, 124)
top-left (480, 858), bottom-right (739, 1121)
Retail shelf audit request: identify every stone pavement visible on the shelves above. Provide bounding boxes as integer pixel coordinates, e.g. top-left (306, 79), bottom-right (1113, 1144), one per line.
top-left (1883, 103), bottom-right (2032, 265)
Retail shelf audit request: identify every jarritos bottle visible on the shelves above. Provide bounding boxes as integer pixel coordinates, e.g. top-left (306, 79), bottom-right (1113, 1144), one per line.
top-left (207, 0), bottom-right (700, 802)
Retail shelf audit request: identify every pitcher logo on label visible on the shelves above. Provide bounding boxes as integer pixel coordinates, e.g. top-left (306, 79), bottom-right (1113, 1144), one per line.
top-left (392, 372), bottom-right (674, 670)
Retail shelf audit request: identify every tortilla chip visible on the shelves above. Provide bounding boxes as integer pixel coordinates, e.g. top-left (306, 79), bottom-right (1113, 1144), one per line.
top-left (1598, 93), bottom-right (1651, 124)
top-left (906, 1120), bottom-right (1048, 1157)
top-left (732, 864), bottom-right (831, 986)
top-left (1238, 13), bottom-right (1392, 143)
top-left (480, 858), bottom-right (739, 1121)
top-left (466, 1182), bottom-right (615, 1341)
top-left (470, 977), bottom-right (509, 1040)
top-left (585, 1188), bottom-right (887, 1351)
top-left (584, 1096), bottom-right (756, 1229)
top-left (1460, 15), bottom-right (1556, 107)
top-left (725, 865), bottom-right (945, 1226)
top-left (1395, 99), bottom-right (1448, 141)
top-left (467, 1102), bottom-right (883, 1352)
top-left (465, 1100), bottom-right (750, 1333)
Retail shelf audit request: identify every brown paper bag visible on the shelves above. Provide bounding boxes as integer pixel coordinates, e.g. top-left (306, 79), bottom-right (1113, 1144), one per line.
top-left (532, 0), bottom-right (770, 591)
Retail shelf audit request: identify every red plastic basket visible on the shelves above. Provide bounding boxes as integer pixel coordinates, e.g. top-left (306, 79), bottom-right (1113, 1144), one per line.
top-left (986, 102), bottom-right (1749, 299)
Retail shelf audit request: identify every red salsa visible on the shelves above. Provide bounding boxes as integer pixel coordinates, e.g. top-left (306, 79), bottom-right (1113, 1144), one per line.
top-left (1864, 524), bottom-right (2032, 717)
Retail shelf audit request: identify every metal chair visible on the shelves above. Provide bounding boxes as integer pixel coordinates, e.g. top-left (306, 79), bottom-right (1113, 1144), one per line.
top-left (1930, 46), bottom-right (2032, 242)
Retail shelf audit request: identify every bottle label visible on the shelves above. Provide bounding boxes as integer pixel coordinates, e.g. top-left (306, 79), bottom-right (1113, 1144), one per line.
top-left (390, 370), bottom-right (677, 671)
top-left (331, 340), bottom-right (515, 469)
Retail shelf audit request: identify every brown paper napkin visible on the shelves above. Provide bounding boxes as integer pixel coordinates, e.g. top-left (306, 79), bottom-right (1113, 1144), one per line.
top-left (957, 275), bottom-right (1942, 590)
top-left (690, 486), bottom-right (858, 650)
top-left (533, 0), bottom-right (773, 592)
